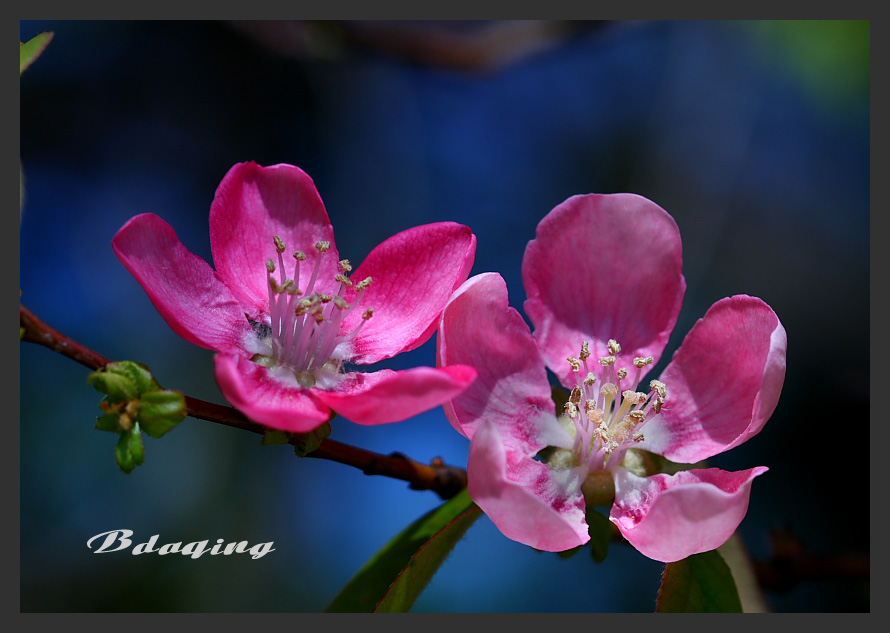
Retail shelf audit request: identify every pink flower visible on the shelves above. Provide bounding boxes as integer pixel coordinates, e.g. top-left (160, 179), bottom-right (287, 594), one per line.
top-left (113, 161), bottom-right (478, 433)
top-left (437, 194), bottom-right (786, 562)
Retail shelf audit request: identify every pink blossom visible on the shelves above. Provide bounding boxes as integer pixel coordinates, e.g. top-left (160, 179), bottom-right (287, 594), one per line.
top-left (113, 161), bottom-right (478, 433)
top-left (437, 194), bottom-right (786, 563)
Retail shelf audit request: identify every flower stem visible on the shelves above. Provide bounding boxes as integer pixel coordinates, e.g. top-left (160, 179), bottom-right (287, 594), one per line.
top-left (19, 302), bottom-right (468, 499)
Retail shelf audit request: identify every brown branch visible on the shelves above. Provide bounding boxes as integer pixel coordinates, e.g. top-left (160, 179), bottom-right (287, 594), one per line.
top-left (20, 302), bottom-right (468, 499)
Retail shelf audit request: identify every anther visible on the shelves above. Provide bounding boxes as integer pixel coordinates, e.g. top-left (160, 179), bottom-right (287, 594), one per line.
top-left (266, 259), bottom-right (276, 273)
top-left (579, 341), bottom-right (591, 361)
top-left (334, 274), bottom-right (352, 287)
top-left (599, 355), bottom-right (616, 367)
top-left (315, 241), bottom-right (331, 252)
top-left (333, 297), bottom-right (349, 310)
top-left (355, 277), bottom-right (373, 292)
top-left (622, 391), bottom-right (647, 405)
top-left (600, 383), bottom-right (618, 397)
top-left (633, 356), bottom-right (654, 368)
top-left (273, 236), bottom-right (286, 254)
top-left (339, 259), bottom-right (352, 272)
top-left (564, 402), bottom-right (579, 419)
top-left (650, 380), bottom-right (667, 399)
top-left (362, 308), bottom-right (374, 320)
top-left (567, 357), bottom-right (581, 372)
top-left (583, 372), bottom-right (597, 386)
top-left (293, 250), bottom-right (307, 261)
top-left (616, 368), bottom-right (628, 380)
top-left (570, 387), bottom-right (582, 405)
top-left (607, 339), bottom-right (621, 355)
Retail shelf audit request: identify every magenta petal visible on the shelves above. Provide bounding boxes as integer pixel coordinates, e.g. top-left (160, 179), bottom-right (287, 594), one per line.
top-left (312, 365), bottom-right (477, 426)
top-left (112, 213), bottom-right (253, 354)
top-left (341, 222), bottom-right (477, 365)
top-left (437, 273), bottom-right (571, 450)
top-left (610, 466), bottom-right (767, 563)
top-left (639, 295), bottom-right (787, 463)
top-left (209, 162), bottom-right (339, 316)
top-left (468, 420), bottom-right (589, 552)
top-left (522, 193), bottom-right (686, 387)
top-left (214, 353), bottom-right (332, 433)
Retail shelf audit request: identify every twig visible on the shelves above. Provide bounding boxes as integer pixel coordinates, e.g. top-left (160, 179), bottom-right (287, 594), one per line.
top-left (20, 302), bottom-right (468, 499)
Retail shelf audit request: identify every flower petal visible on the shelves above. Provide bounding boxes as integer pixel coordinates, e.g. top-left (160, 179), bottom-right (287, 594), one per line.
top-left (610, 466), bottom-right (767, 563)
top-left (209, 162), bottom-right (339, 317)
top-left (437, 273), bottom-right (571, 451)
top-left (311, 365), bottom-right (477, 426)
top-left (522, 194), bottom-right (686, 387)
top-left (639, 295), bottom-right (787, 463)
top-left (112, 213), bottom-right (253, 354)
top-left (341, 222), bottom-right (477, 364)
top-left (468, 419), bottom-right (589, 552)
top-left (213, 353), bottom-right (332, 433)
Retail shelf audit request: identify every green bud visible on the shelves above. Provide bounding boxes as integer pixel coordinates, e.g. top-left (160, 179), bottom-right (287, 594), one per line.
top-left (105, 361), bottom-right (160, 395)
top-left (115, 426), bottom-right (144, 474)
top-left (88, 371), bottom-right (139, 403)
top-left (293, 422), bottom-right (331, 457)
top-left (137, 390), bottom-right (187, 439)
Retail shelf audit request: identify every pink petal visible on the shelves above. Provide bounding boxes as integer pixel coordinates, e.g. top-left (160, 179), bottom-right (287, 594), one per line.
top-left (213, 353), bottom-right (332, 433)
top-left (341, 222), bottom-right (477, 364)
top-left (522, 194), bottom-right (686, 388)
top-left (639, 295), bottom-right (787, 463)
top-left (437, 273), bottom-right (571, 451)
top-left (209, 162), bottom-right (339, 317)
top-left (112, 213), bottom-right (253, 354)
top-left (311, 365), bottom-right (477, 426)
top-left (610, 466), bottom-right (767, 563)
top-left (468, 419), bottom-right (590, 552)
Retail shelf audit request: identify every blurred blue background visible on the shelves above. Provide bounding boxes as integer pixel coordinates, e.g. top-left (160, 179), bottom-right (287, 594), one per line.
top-left (19, 20), bottom-right (869, 612)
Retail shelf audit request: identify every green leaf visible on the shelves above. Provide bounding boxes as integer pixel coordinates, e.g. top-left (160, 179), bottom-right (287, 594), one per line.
top-left (21, 31), bottom-right (53, 74)
top-left (656, 549), bottom-right (743, 613)
top-left (325, 487), bottom-right (481, 613)
top-left (585, 508), bottom-right (613, 564)
top-left (94, 412), bottom-right (122, 433)
top-left (261, 430), bottom-right (292, 446)
top-left (137, 390), bottom-right (187, 438)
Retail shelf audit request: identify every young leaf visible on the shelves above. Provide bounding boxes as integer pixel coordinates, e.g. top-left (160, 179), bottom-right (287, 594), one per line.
top-left (325, 487), bottom-right (481, 613)
top-left (655, 549), bottom-right (743, 612)
top-left (21, 31), bottom-right (53, 74)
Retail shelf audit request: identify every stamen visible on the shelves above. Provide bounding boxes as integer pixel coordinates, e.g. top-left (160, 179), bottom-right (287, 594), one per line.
top-left (567, 357), bottom-right (582, 372)
top-left (338, 259), bottom-right (352, 272)
top-left (579, 341), bottom-right (591, 361)
top-left (607, 339), bottom-right (621, 355)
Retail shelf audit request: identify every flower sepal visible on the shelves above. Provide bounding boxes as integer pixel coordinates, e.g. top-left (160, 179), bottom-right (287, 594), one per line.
top-left (115, 423), bottom-right (144, 474)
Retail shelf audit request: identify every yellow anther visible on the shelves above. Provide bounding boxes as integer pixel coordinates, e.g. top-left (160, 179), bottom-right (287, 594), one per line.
top-left (650, 380), bottom-right (667, 399)
top-left (355, 277), bottom-right (373, 292)
top-left (362, 308), bottom-right (374, 320)
top-left (564, 401), bottom-right (579, 419)
top-left (334, 274), bottom-right (353, 287)
top-left (607, 339), bottom-right (622, 355)
top-left (317, 293), bottom-right (333, 303)
top-left (266, 259), bottom-right (276, 273)
top-left (273, 236), bottom-right (286, 253)
top-left (599, 355), bottom-right (616, 367)
top-left (293, 250), bottom-right (307, 261)
top-left (616, 367), bottom-right (628, 380)
top-left (567, 357), bottom-right (581, 372)
top-left (339, 259), bottom-right (352, 272)
top-left (628, 410), bottom-right (647, 424)
top-left (583, 372), bottom-right (597, 386)
top-left (652, 397), bottom-right (664, 414)
top-left (622, 390), bottom-right (647, 405)
top-left (315, 241), bottom-right (331, 252)
top-left (333, 296), bottom-right (349, 310)
top-left (570, 387), bottom-right (582, 405)
top-left (633, 356), bottom-right (654, 368)
top-left (579, 341), bottom-right (591, 361)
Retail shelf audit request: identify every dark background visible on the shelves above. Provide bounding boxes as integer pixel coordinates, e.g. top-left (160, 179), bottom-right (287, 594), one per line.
top-left (19, 20), bottom-right (869, 612)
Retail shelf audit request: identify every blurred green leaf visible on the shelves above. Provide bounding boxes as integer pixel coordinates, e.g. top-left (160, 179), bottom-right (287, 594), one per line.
top-left (115, 425), bottom-right (144, 474)
top-left (586, 508), bottom-right (613, 564)
top-left (326, 487), bottom-right (481, 613)
top-left (21, 31), bottom-right (53, 74)
top-left (88, 371), bottom-right (139, 403)
top-left (106, 360), bottom-right (160, 395)
top-left (656, 549), bottom-right (743, 613)
top-left (293, 421), bottom-right (331, 457)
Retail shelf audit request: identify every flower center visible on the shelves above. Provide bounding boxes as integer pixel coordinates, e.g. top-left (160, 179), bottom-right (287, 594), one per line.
top-left (559, 339), bottom-right (667, 474)
top-left (251, 236), bottom-right (373, 389)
